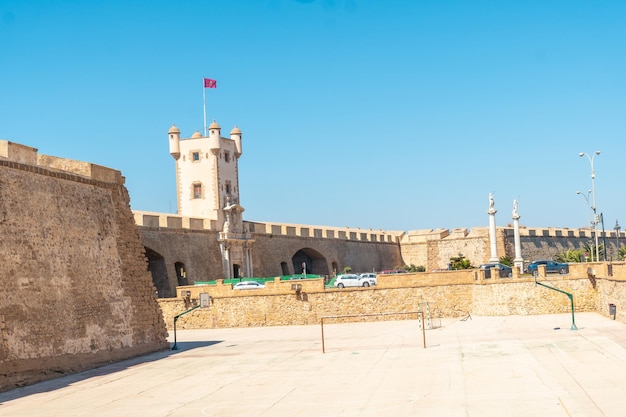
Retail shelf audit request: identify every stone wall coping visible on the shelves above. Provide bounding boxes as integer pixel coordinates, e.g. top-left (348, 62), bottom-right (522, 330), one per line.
top-left (133, 211), bottom-right (404, 243)
top-left (0, 140), bottom-right (122, 185)
top-left (402, 226), bottom-right (624, 242)
top-left (132, 211), bottom-right (625, 242)
top-left (167, 261), bottom-right (626, 303)
top-left (175, 277), bottom-right (326, 299)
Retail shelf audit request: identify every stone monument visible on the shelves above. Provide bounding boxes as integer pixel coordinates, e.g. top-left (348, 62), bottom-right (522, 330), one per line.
top-left (512, 200), bottom-right (524, 272)
top-left (488, 193), bottom-right (499, 262)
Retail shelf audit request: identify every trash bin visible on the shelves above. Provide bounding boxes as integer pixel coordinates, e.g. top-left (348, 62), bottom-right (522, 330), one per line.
top-left (609, 303), bottom-right (616, 320)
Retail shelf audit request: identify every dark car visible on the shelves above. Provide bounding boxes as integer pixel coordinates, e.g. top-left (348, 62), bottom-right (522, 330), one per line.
top-left (478, 263), bottom-right (513, 278)
top-left (526, 260), bottom-right (569, 276)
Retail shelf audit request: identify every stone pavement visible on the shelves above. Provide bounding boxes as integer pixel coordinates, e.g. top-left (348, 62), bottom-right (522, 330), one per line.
top-left (2, 312), bottom-right (626, 417)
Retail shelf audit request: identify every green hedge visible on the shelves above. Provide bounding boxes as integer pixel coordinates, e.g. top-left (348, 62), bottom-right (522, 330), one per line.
top-left (194, 274), bottom-right (322, 286)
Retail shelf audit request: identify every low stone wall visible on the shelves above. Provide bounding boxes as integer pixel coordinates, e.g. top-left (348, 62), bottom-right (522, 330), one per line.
top-left (159, 263), bottom-right (626, 331)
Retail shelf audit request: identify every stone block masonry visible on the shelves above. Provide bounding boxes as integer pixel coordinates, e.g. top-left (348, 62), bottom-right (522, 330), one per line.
top-left (0, 141), bottom-right (168, 392)
top-left (159, 263), bottom-right (626, 331)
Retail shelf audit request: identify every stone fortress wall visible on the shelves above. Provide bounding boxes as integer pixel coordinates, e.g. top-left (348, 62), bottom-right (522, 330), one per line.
top-left (2, 138), bottom-right (623, 393)
top-left (159, 262), bottom-right (626, 331)
top-left (0, 141), bottom-right (169, 392)
top-left (401, 226), bottom-right (621, 271)
top-left (134, 211), bottom-right (405, 297)
top-left (134, 210), bottom-right (623, 296)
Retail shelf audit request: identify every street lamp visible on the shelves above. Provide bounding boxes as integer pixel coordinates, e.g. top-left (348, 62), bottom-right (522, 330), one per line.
top-left (576, 190), bottom-right (594, 261)
top-left (616, 220), bottom-right (621, 260)
top-left (579, 151), bottom-right (601, 261)
top-left (600, 213), bottom-right (606, 261)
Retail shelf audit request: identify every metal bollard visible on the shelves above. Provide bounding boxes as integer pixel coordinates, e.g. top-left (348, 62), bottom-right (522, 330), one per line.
top-left (609, 303), bottom-right (616, 320)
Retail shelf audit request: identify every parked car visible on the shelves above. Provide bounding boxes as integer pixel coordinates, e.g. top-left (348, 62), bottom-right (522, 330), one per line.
top-left (526, 260), bottom-right (569, 276)
top-left (478, 263), bottom-right (513, 278)
top-left (233, 281), bottom-right (266, 290)
top-left (335, 274), bottom-right (374, 288)
top-left (358, 273), bottom-right (377, 286)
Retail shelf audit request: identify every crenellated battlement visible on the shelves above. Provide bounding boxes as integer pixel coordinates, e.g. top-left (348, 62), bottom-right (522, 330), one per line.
top-left (403, 226), bottom-right (623, 241)
top-left (133, 209), bottom-right (626, 246)
top-left (0, 140), bottom-right (123, 185)
top-left (515, 226), bottom-right (622, 239)
top-left (133, 210), bottom-right (403, 243)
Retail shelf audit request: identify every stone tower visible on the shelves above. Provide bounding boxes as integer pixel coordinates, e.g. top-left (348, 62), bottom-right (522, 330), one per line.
top-left (168, 122), bottom-right (254, 279)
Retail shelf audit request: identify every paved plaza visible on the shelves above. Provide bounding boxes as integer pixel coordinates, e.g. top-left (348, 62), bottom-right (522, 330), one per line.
top-left (2, 312), bottom-right (626, 416)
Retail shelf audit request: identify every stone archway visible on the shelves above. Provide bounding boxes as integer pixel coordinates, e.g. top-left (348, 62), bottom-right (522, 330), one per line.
top-left (174, 261), bottom-right (188, 286)
top-left (292, 248), bottom-right (329, 276)
top-left (145, 247), bottom-right (171, 298)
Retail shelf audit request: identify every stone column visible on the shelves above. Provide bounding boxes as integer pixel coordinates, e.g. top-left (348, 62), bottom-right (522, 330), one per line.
top-left (220, 242), bottom-right (231, 279)
top-left (512, 199), bottom-right (523, 273)
top-left (245, 245), bottom-right (254, 278)
top-left (488, 193), bottom-right (498, 262)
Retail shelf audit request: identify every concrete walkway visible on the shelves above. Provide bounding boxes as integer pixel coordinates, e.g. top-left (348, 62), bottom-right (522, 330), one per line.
top-left (2, 312), bottom-right (626, 416)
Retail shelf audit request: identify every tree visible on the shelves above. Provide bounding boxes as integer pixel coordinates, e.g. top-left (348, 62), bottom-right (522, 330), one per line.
top-left (396, 264), bottom-right (426, 272)
top-left (582, 242), bottom-right (605, 261)
top-left (449, 255), bottom-right (471, 270)
top-left (499, 256), bottom-right (513, 267)
top-left (555, 249), bottom-right (585, 263)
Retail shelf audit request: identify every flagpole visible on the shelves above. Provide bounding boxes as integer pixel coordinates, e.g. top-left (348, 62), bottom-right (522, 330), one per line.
top-left (203, 78), bottom-right (207, 136)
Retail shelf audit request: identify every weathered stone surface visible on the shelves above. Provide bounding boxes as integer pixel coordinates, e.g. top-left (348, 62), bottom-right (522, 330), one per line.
top-left (136, 210), bottom-right (624, 295)
top-left (0, 143), bottom-right (168, 392)
top-left (159, 265), bottom-right (626, 331)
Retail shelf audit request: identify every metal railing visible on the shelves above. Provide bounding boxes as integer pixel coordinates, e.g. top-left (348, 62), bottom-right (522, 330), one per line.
top-left (320, 311), bottom-right (426, 353)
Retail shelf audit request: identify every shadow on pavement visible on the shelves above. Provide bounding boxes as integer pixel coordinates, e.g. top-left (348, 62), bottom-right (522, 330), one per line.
top-left (0, 340), bottom-right (223, 403)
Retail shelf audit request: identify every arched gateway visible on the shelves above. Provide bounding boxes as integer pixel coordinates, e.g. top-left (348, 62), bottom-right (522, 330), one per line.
top-left (292, 248), bottom-right (329, 276)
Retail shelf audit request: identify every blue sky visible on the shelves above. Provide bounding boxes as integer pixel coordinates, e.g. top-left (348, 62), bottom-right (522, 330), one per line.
top-left (2, 0), bottom-right (625, 232)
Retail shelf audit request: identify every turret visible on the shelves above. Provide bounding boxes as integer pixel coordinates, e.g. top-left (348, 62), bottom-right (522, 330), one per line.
top-left (230, 125), bottom-right (242, 158)
top-left (208, 120), bottom-right (221, 155)
top-left (168, 124), bottom-right (180, 160)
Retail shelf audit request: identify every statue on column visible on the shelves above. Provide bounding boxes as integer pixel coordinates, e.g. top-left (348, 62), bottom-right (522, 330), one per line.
top-left (487, 192), bottom-right (496, 214)
top-left (223, 212), bottom-right (231, 233)
top-left (223, 195), bottom-right (234, 233)
top-left (512, 198), bottom-right (523, 271)
top-left (487, 192), bottom-right (498, 262)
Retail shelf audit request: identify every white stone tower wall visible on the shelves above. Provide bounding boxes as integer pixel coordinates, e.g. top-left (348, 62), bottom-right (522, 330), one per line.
top-left (216, 137), bottom-right (240, 208)
top-left (178, 137), bottom-right (219, 220)
top-left (169, 123), bottom-right (243, 232)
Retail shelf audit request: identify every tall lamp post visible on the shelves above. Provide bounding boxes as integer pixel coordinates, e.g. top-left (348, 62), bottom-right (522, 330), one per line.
top-left (600, 213), bottom-right (606, 261)
top-left (616, 220), bottom-right (621, 260)
top-left (579, 151), bottom-right (601, 262)
top-left (576, 190), bottom-right (594, 261)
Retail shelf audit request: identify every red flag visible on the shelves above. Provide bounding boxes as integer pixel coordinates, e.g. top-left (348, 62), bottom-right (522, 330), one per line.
top-left (204, 78), bottom-right (217, 88)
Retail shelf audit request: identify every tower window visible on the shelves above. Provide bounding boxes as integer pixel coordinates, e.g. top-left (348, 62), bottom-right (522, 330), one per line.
top-left (225, 181), bottom-right (232, 195)
top-left (193, 183), bottom-right (202, 199)
top-left (192, 152), bottom-right (200, 161)
top-left (224, 151), bottom-right (231, 162)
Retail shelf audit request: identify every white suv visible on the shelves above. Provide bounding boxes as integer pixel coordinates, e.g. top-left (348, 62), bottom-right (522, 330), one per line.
top-left (359, 273), bottom-right (377, 286)
top-left (334, 274), bottom-right (376, 288)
